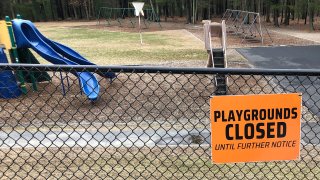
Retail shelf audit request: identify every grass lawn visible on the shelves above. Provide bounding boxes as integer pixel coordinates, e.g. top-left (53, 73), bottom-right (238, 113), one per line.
top-left (33, 24), bottom-right (207, 65)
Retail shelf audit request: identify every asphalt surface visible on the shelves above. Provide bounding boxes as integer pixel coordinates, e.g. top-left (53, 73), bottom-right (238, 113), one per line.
top-left (237, 45), bottom-right (320, 116)
top-left (237, 46), bottom-right (320, 146)
top-left (237, 45), bottom-right (320, 69)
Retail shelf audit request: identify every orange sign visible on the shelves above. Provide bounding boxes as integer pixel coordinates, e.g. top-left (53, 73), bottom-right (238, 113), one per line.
top-left (210, 93), bottom-right (301, 164)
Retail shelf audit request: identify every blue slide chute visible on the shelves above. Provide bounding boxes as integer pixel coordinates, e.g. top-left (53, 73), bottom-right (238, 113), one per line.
top-left (12, 19), bottom-right (100, 100)
top-left (33, 28), bottom-right (116, 79)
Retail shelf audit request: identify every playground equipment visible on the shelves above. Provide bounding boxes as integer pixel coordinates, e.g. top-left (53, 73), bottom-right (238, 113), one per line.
top-left (0, 15), bottom-right (116, 101)
top-left (203, 20), bottom-right (227, 95)
top-left (0, 16), bottom-right (27, 94)
top-left (0, 48), bottom-right (21, 99)
top-left (1, 15), bottom-right (53, 93)
top-left (12, 19), bottom-right (102, 101)
top-left (97, 7), bottom-right (161, 29)
top-left (97, 7), bottom-right (135, 27)
top-left (222, 9), bottom-right (273, 45)
top-left (0, 15), bottom-right (51, 94)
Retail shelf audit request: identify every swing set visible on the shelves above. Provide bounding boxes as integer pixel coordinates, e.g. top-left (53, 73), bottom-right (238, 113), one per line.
top-left (222, 9), bottom-right (273, 44)
top-left (97, 7), bottom-right (161, 29)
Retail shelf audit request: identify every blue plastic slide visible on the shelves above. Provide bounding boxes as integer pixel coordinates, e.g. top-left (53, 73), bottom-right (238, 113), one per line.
top-left (12, 19), bottom-right (99, 101)
top-left (33, 28), bottom-right (116, 79)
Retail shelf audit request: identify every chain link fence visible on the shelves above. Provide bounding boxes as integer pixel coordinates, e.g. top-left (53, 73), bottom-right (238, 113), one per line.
top-left (0, 64), bottom-right (320, 179)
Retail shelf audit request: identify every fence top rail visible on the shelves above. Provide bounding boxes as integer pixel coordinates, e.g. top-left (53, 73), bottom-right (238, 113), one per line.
top-left (99, 7), bottom-right (153, 11)
top-left (100, 7), bottom-right (135, 10)
top-left (1, 64), bottom-right (320, 76)
top-left (225, 9), bottom-right (260, 15)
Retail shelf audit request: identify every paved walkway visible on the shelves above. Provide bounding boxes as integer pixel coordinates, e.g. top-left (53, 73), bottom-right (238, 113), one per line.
top-left (0, 122), bottom-right (318, 149)
top-left (0, 128), bottom-right (210, 149)
top-left (270, 28), bottom-right (320, 44)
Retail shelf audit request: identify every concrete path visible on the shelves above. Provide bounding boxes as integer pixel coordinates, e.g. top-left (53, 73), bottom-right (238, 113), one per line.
top-left (270, 28), bottom-right (320, 44)
top-left (0, 122), bottom-right (318, 149)
top-left (0, 128), bottom-right (210, 149)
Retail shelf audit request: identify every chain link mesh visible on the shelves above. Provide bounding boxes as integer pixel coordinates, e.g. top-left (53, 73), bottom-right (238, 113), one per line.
top-left (0, 65), bottom-right (319, 179)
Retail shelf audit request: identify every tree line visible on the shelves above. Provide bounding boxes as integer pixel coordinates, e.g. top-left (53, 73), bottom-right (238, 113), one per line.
top-left (0, 0), bottom-right (319, 30)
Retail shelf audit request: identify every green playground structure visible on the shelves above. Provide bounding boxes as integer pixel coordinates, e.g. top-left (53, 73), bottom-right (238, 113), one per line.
top-left (0, 15), bottom-right (51, 95)
top-left (97, 7), bottom-right (161, 29)
top-left (1, 14), bottom-right (117, 101)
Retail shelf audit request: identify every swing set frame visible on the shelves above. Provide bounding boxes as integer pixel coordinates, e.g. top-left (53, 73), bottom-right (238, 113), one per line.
top-left (222, 9), bottom-right (273, 45)
top-left (97, 7), bottom-right (162, 29)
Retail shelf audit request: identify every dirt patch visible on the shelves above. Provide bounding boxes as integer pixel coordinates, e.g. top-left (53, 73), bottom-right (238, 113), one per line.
top-left (35, 18), bottom-right (319, 48)
top-left (89, 19), bottom-right (318, 48)
top-left (1, 146), bottom-right (319, 179)
top-left (0, 71), bottom-right (215, 127)
top-left (269, 28), bottom-right (320, 44)
top-left (187, 22), bottom-right (317, 48)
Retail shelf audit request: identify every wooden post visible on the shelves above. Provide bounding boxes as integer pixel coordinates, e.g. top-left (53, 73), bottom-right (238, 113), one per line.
top-left (203, 21), bottom-right (225, 68)
top-left (203, 20), bottom-right (212, 67)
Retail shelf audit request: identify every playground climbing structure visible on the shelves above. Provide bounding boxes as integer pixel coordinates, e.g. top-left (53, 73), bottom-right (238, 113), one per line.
top-left (203, 20), bottom-right (228, 95)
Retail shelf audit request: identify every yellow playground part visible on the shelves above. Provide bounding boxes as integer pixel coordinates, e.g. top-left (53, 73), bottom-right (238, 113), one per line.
top-left (0, 20), bottom-right (12, 49)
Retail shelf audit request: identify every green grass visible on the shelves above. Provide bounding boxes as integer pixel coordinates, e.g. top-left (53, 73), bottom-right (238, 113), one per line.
top-left (34, 26), bottom-right (207, 65)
